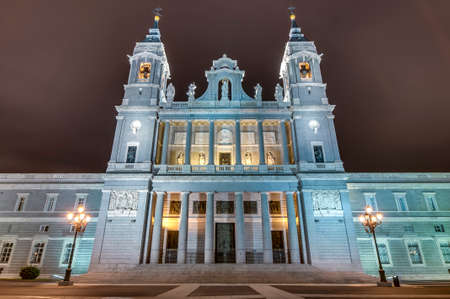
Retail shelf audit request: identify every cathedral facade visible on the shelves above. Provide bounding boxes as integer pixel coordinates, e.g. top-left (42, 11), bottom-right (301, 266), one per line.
top-left (0, 13), bottom-right (449, 280)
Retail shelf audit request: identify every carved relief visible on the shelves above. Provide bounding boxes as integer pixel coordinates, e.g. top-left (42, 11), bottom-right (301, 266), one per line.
top-left (312, 190), bottom-right (343, 217)
top-left (108, 191), bottom-right (139, 217)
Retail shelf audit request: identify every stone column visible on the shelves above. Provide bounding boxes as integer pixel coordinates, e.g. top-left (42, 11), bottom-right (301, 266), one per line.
top-left (286, 191), bottom-right (300, 263)
top-left (280, 120), bottom-right (290, 165)
top-left (161, 121), bottom-right (170, 164)
top-left (260, 192), bottom-right (273, 263)
top-left (185, 121), bottom-right (192, 165)
top-left (235, 120), bottom-right (241, 165)
top-left (208, 121), bottom-right (214, 165)
top-left (235, 192), bottom-right (246, 263)
top-left (204, 192), bottom-right (215, 263)
top-left (150, 192), bottom-right (165, 264)
top-left (257, 120), bottom-right (265, 165)
top-left (177, 192), bottom-right (190, 263)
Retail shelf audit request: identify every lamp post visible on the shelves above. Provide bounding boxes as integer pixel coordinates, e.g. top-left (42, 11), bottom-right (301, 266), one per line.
top-left (58, 205), bottom-right (90, 286)
top-left (359, 205), bottom-right (387, 284)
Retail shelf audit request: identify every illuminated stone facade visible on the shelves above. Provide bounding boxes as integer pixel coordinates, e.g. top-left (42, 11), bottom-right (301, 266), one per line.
top-left (0, 14), bottom-right (449, 280)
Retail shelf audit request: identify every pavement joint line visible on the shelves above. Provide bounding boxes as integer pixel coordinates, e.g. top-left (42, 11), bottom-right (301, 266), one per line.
top-left (250, 284), bottom-right (301, 299)
top-left (155, 284), bottom-right (200, 298)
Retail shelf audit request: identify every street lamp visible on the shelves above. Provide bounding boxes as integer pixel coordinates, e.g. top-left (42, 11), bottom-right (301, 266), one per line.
top-left (58, 205), bottom-right (91, 286)
top-left (359, 205), bottom-right (387, 284)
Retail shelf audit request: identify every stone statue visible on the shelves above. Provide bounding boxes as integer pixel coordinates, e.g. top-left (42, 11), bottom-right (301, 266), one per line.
top-left (176, 152), bottom-right (184, 165)
top-left (254, 83), bottom-right (262, 100)
top-left (220, 79), bottom-right (229, 101)
top-left (274, 83), bottom-right (283, 102)
top-left (244, 152), bottom-right (252, 165)
top-left (266, 151), bottom-right (275, 165)
top-left (187, 82), bottom-right (196, 100)
top-left (166, 82), bottom-right (175, 103)
top-left (198, 152), bottom-right (206, 165)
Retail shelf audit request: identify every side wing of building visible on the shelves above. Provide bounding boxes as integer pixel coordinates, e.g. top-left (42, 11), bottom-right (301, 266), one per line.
top-left (348, 173), bottom-right (450, 280)
top-left (0, 174), bottom-right (103, 277)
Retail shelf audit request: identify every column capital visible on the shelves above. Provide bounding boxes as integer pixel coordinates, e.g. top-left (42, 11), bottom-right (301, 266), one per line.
top-left (155, 191), bottom-right (166, 197)
top-left (234, 191), bottom-right (243, 197)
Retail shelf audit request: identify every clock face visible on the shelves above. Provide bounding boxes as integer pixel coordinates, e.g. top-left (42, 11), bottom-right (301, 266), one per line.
top-left (217, 128), bottom-right (233, 144)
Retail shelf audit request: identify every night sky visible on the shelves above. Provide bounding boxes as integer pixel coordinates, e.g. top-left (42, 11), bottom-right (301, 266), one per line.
top-left (1, 0), bottom-right (449, 173)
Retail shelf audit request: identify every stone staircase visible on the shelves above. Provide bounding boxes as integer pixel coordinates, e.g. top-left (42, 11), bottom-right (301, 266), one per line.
top-left (75, 264), bottom-right (377, 284)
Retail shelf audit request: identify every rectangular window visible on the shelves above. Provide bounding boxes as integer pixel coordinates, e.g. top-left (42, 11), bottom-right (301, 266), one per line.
top-left (407, 242), bottom-right (423, 265)
top-left (378, 243), bottom-right (390, 265)
top-left (15, 194), bottom-right (29, 212)
top-left (244, 201), bottom-right (257, 214)
top-left (313, 145), bottom-right (324, 163)
top-left (126, 145), bottom-right (137, 163)
top-left (363, 193), bottom-right (378, 211)
top-left (74, 194), bottom-right (87, 210)
top-left (192, 201), bottom-right (206, 215)
top-left (216, 201), bottom-right (234, 214)
top-left (44, 194), bottom-right (58, 212)
top-left (269, 201), bottom-right (282, 215)
top-left (440, 241), bottom-right (450, 264)
top-left (394, 193), bottom-right (408, 211)
top-left (424, 193), bottom-right (438, 211)
top-left (30, 242), bottom-right (45, 264)
top-left (0, 242), bottom-right (14, 264)
top-left (61, 242), bottom-right (73, 265)
top-left (39, 225), bottom-right (49, 233)
top-left (169, 201), bottom-right (181, 215)
top-left (434, 224), bottom-right (445, 233)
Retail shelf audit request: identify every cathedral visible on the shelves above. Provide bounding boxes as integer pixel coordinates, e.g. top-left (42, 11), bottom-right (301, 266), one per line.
top-left (0, 11), bottom-right (449, 281)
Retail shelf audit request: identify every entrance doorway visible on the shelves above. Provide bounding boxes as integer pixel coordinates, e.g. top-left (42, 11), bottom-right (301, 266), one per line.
top-left (215, 223), bottom-right (236, 263)
top-left (271, 231), bottom-right (286, 263)
top-left (219, 152), bottom-right (231, 165)
top-left (165, 230), bottom-right (178, 264)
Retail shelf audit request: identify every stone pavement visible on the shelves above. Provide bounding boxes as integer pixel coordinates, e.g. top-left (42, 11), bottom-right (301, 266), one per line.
top-left (1, 282), bottom-right (450, 298)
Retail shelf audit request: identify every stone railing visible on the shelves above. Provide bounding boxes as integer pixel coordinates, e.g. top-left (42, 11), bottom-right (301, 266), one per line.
top-left (107, 162), bottom-right (151, 172)
top-left (155, 164), bottom-right (297, 175)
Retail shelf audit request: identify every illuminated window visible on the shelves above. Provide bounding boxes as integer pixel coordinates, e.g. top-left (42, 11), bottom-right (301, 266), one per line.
top-left (269, 201), bottom-right (281, 215)
top-left (30, 242), bottom-right (45, 264)
top-left (299, 62), bottom-right (312, 80)
top-left (407, 241), bottom-right (423, 265)
top-left (193, 201), bottom-right (206, 214)
top-left (138, 62), bottom-right (151, 80)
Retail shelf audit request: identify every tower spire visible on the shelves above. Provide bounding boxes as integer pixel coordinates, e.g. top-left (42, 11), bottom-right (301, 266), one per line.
top-left (144, 8), bottom-right (163, 42)
top-left (288, 7), bottom-right (307, 41)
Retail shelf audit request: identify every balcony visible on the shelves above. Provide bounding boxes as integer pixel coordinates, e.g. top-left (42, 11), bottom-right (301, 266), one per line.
top-left (155, 164), bottom-right (297, 175)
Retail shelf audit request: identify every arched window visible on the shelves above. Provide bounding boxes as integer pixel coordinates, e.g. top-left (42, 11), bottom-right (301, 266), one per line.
top-left (299, 62), bottom-right (312, 80)
top-left (138, 62), bottom-right (151, 80)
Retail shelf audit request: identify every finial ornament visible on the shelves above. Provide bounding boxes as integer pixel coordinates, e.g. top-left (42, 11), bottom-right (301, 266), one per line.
top-left (153, 8), bottom-right (162, 22)
top-left (288, 6), bottom-right (296, 19)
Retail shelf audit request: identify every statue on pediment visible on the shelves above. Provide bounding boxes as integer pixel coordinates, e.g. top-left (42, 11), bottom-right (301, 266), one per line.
top-left (254, 83), bottom-right (262, 100)
top-left (187, 82), bottom-right (196, 100)
top-left (220, 79), bottom-right (230, 101)
top-left (275, 83), bottom-right (283, 102)
top-left (166, 82), bottom-right (175, 103)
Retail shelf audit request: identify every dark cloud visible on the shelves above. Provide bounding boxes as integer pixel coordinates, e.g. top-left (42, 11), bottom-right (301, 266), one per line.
top-left (0, 0), bottom-right (449, 172)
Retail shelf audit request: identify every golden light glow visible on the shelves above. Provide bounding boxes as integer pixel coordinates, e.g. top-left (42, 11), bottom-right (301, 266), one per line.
top-left (77, 206), bottom-right (84, 213)
top-left (67, 213), bottom-right (74, 220)
top-left (154, 15), bottom-right (160, 22)
top-left (290, 14), bottom-right (296, 21)
top-left (86, 216), bottom-right (91, 222)
top-left (376, 213), bottom-right (383, 220)
top-left (359, 215), bottom-right (365, 223)
top-left (365, 206), bottom-right (373, 214)
top-left (299, 62), bottom-right (312, 79)
top-left (138, 62), bottom-right (151, 80)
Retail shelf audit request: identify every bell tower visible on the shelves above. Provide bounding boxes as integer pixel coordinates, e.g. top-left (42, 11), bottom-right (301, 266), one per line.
top-left (107, 10), bottom-right (170, 173)
top-left (280, 9), bottom-right (343, 172)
